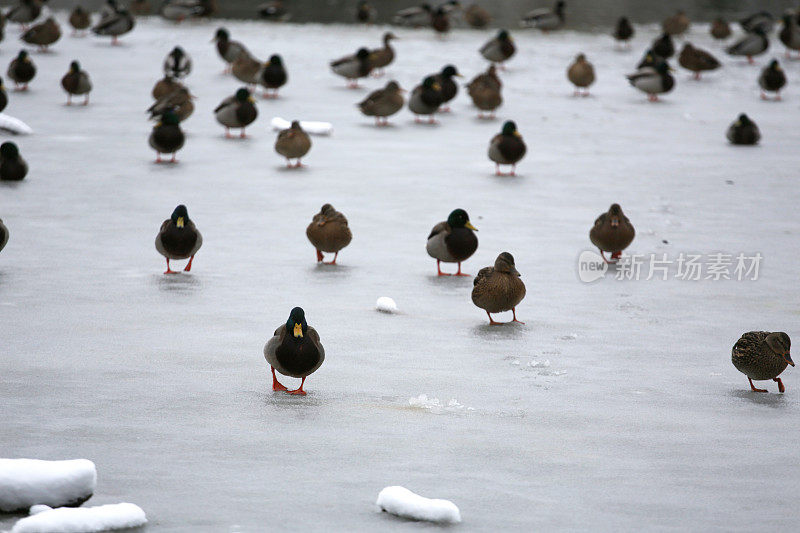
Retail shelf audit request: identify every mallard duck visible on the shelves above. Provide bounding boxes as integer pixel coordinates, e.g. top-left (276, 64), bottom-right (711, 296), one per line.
top-left (480, 30), bottom-right (515, 66)
top-left (431, 7), bottom-right (450, 35)
top-left (740, 11), bottom-right (774, 34)
top-left (330, 48), bottom-right (373, 88)
top-left (732, 332), bottom-right (793, 393)
top-left (368, 32), bottom-right (397, 76)
top-left (275, 120), bottom-right (311, 167)
top-left (613, 17), bottom-right (634, 47)
top-left (758, 59), bottom-right (786, 100)
top-left (148, 86), bottom-right (194, 122)
top-left (149, 109), bottom-right (184, 163)
top-left (213, 28), bottom-right (249, 73)
top-left (710, 18), bottom-right (731, 40)
top-left (163, 46), bottom-right (191, 79)
top-left (159, 0), bottom-right (203, 22)
top-left (130, 0), bottom-right (151, 16)
top-left (356, 1), bottom-right (376, 24)
top-left (726, 113), bottom-right (760, 145)
top-left (68, 6), bottom-right (91, 34)
top-left (488, 121), bottom-right (525, 176)
top-left (426, 208), bottom-right (478, 276)
top-left (409, 76), bottom-right (443, 124)
top-left (780, 14), bottom-right (800, 58)
top-left (306, 204), bottom-right (352, 264)
top-left (626, 60), bottom-right (674, 102)
top-left (7, 0), bottom-right (43, 30)
top-left (21, 17), bottom-right (61, 52)
top-left (0, 142), bottom-right (27, 181)
top-left (567, 53), bottom-right (594, 96)
top-left (98, 0), bottom-right (120, 20)
top-left (258, 1), bottom-right (290, 21)
top-left (0, 218), bottom-right (8, 254)
top-left (472, 252), bottom-right (525, 325)
top-left (589, 203), bottom-right (635, 263)
top-left (264, 307), bottom-right (324, 395)
top-left (155, 204), bottom-right (202, 274)
top-left (678, 43), bottom-right (721, 80)
top-left (358, 80), bottom-right (405, 126)
top-left (152, 75), bottom-right (184, 99)
top-left (652, 33), bottom-right (675, 59)
top-left (92, 8), bottom-right (134, 45)
top-left (0, 77), bottom-right (7, 112)
top-left (521, 1), bottom-right (565, 31)
top-left (259, 54), bottom-right (287, 98)
top-left (467, 66), bottom-right (502, 119)
top-left (432, 65), bottom-right (461, 112)
top-left (214, 87), bottom-right (257, 138)
top-left (661, 10), bottom-right (689, 35)
top-left (636, 48), bottom-right (661, 69)
top-left (465, 4), bottom-right (490, 28)
top-left (7, 50), bottom-right (36, 91)
top-left (61, 61), bottom-right (92, 105)
top-left (393, 3), bottom-right (432, 27)
top-left (231, 52), bottom-right (262, 86)
top-left (726, 28), bottom-right (769, 64)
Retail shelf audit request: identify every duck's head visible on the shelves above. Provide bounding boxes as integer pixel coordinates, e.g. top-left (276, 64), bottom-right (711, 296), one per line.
top-left (214, 28), bottom-right (229, 42)
top-left (171, 46), bottom-right (185, 58)
top-left (268, 54), bottom-right (283, 66)
top-left (555, 1), bottom-right (565, 14)
top-left (170, 204), bottom-right (189, 228)
top-left (0, 142), bottom-right (19, 160)
top-left (736, 113), bottom-right (753, 126)
top-left (441, 65), bottom-right (461, 78)
top-left (497, 29), bottom-right (511, 41)
top-left (608, 203), bottom-right (624, 228)
top-left (422, 76), bottom-right (441, 91)
top-left (768, 59), bottom-right (781, 71)
top-left (447, 208), bottom-right (477, 231)
top-left (495, 252), bottom-right (521, 277)
top-left (575, 53), bottom-right (587, 62)
top-left (501, 120), bottom-right (520, 137)
top-left (356, 47), bottom-right (370, 60)
top-left (320, 203), bottom-right (336, 217)
top-left (383, 32), bottom-right (398, 43)
top-left (766, 332), bottom-right (793, 366)
top-left (17, 50), bottom-right (29, 62)
top-left (386, 80), bottom-right (402, 92)
top-left (285, 307), bottom-right (308, 339)
top-left (655, 60), bottom-right (672, 74)
top-left (161, 108), bottom-right (181, 125)
top-left (290, 120), bottom-right (303, 130)
top-left (69, 60), bottom-right (81, 73)
top-left (235, 87), bottom-right (253, 103)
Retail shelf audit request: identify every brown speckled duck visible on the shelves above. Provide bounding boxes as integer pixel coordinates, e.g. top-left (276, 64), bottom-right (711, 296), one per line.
top-left (488, 121), bottom-right (525, 176)
top-left (306, 204), bottom-right (352, 265)
top-left (567, 53), bottom-right (594, 96)
top-left (22, 17), bottom-right (61, 51)
top-left (732, 332), bottom-right (793, 392)
top-left (426, 208), bottom-right (478, 276)
top-left (368, 32), bottom-right (397, 76)
top-left (275, 120), bottom-right (311, 167)
top-left (69, 6), bottom-right (91, 34)
top-left (710, 18), bottom-right (731, 40)
top-left (589, 203), bottom-right (635, 263)
top-left (61, 60), bottom-right (92, 105)
top-left (231, 51), bottom-right (261, 86)
top-left (152, 75), bottom-right (183, 99)
top-left (662, 10), bottom-right (689, 35)
top-left (358, 80), bottom-right (404, 126)
top-left (155, 204), bottom-right (202, 273)
top-left (678, 43), bottom-right (721, 80)
top-left (148, 86), bottom-right (194, 122)
top-left (264, 307), bottom-right (325, 396)
top-left (465, 4), bottom-right (490, 28)
top-left (472, 252), bottom-right (526, 325)
top-left (467, 65), bottom-right (502, 119)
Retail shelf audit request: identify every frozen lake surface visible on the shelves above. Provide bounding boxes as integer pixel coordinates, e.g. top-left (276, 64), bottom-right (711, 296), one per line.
top-left (2, 13), bottom-right (800, 532)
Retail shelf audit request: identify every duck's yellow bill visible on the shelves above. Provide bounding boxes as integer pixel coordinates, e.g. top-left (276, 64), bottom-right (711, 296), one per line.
top-left (176, 217), bottom-right (184, 228)
top-left (465, 221), bottom-right (478, 231)
top-left (293, 323), bottom-right (303, 338)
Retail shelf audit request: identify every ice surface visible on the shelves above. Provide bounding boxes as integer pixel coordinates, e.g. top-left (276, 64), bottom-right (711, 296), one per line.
top-left (375, 296), bottom-right (397, 313)
top-left (0, 460), bottom-right (96, 513)
top-left (9, 503), bottom-right (146, 533)
top-left (376, 486), bottom-right (461, 524)
top-left (270, 117), bottom-right (333, 136)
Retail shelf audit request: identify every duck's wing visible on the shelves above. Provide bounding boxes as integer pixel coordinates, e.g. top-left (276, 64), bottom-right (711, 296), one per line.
top-left (306, 326), bottom-right (325, 363)
top-left (427, 221), bottom-right (449, 240)
top-left (473, 266), bottom-right (494, 287)
top-left (593, 212), bottom-right (607, 228)
top-left (213, 95), bottom-right (235, 113)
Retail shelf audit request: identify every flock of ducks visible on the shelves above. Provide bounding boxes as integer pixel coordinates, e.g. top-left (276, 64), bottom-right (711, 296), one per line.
top-left (0, 0), bottom-right (795, 395)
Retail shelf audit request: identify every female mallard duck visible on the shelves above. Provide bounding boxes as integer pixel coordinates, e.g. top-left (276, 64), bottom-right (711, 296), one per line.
top-left (472, 252), bottom-right (525, 325)
top-left (480, 30), bottom-right (515, 67)
top-left (231, 52), bottom-right (262, 86)
top-left (213, 28), bottom-right (249, 73)
top-left (732, 332), bottom-right (793, 393)
top-left (567, 53), bottom-right (594, 96)
top-left (148, 86), bottom-right (194, 122)
top-left (613, 17), bottom-right (634, 48)
top-left (740, 11), bottom-right (774, 34)
top-left (710, 18), bottom-right (731, 40)
top-left (468, 66), bottom-right (502, 118)
top-left (306, 204), bottom-right (352, 264)
top-left (393, 3), bottom-right (432, 27)
top-left (521, 0), bottom-right (565, 31)
top-left (356, 1), bottom-right (376, 24)
top-left (727, 113), bottom-right (760, 145)
top-left (0, 142), bottom-right (28, 181)
top-left (661, 10), bottom-right (689, 35)
top-left (0, 77), bottom-right (7, 112)
top-left (368, 32), bottom-right (397, 77)
top-left (22, 17), bottom-right (61, 51)
top-left (488, 121), bottom-right (525, 176)
top-left (7, 50), bottom-right (36, 91)
top-left (780, 14), bottom-right (800, 58)
top-left (7, 0), bottom-right (43, 30)
top-left (61, 60), bottom-right (92, 105)
top-left (264, 307), bottom-right (324, 395)
top-left (358, 80), bottom-right (404, 126)
top-left (163, 46), bottom-right (191, 79)
top-left (465, 4), bottom-right (490, 28)
top-left (259, 54), bottom-right (287, 98)
top-left (92, 8), bottom-right (134, 45)
top-left (589, 203), bottom-right (635, 263)
top-left (214, 88), bottom-right (257, 138)
top-left (726, 28), bottom-right (769, 64)
top-left (275, 120), bottom-right (311, 168)
top-left (149, 108), bottom-right (184, 163)
top-left (130, 0), bottom-right (151, 16)
top-left (431, 7), bottom-right (450, 35)
top-left (258, 1), bottom-right (290, 22)
top-left (0, 218), bottom-right (8, 254)
top-left (68, 6), bottom-right (91, 35)
top-left (432, 65), bottom-right (461, 112)
top-left (152, 75), bottom-right (183, 99)
top-left (330, 48), bottom-right (373, 88)
top-left (759, 59), bottom-right (786, 100)
top-left (626, 60), bottom-right (674, 102)
top-left (409, 76), bottom-right (443, 124)
top-left (426, 208), bottom-right (478, 276)
top-left (651, 33), bottom-right (674, 59)
top-left (678, 43), bottom-right (721, 80)
top-left (155, 204), bottom-right (202, 274)
top-left (159, 0), bottom-right (206, 22)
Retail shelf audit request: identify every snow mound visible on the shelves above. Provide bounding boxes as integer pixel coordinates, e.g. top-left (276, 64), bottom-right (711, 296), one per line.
top-left (0, 114), bottom-right (33, 135)
top-left (270, 117), bottom-right (332, 136)
top-left (10, 503), bottom-right (147, 533)
top-left (407, 394), bottom-right (473, 414)
top-left (375, 297), bottom-right (397, 313)
top-left (376, 486), bottom-right (461, 524)
top-left (0, 459), bottom-right (96, 513)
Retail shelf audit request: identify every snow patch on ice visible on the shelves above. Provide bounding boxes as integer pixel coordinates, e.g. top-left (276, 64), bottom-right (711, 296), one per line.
top-left (375, 297), bottom-right (397, 314)
top-left (0, 459), bottom-right (96, 513)
top-left (407, 394), bottom-right (473, 414)
top-left (29, 505), bottom-right (53, 515)
top-left (376, 486), bottom-right (461, 524)
top-left (270, 117), bottom-right (333, 136)
top-left (10, 503), bottom-right (147, 533)
top-left (0, 114), bottom-right (33, 135)
top-left (528, 359), bottom-right (551, 368)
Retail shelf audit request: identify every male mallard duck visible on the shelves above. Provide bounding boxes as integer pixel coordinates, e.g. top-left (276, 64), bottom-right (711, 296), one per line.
top-left (330, 48), bottom-right (373, 88)
top-left (480, 30), bottom-right (515, 66)
top-left (678, 43), bottom-right (721, 80)
top-left (652, 33), bottom-right (675, 59)
top-left (613, 17), bottom-right (634, 48)
top-left (740, 11), bottom-right (774, 34)
top-left (393, 3), bottom-right (432, 27)
top-left (61, 60), bottom-right (92, 105)
top-left (726, 28), bottom-right (769, 64)
top-left (275, 120), bottom-right (311, 168)
top-left (426, 208), bottom-right (478, 276)
top-left (259, 54), bottom-right (287, 98)
top-left (264, 307), bottom-right (324, 395)
top-left (626, 60), bottom-right (674, 102)
top-left (258, 1), bottom-right (290, 21)
top-left (231, 52), bottom-right (262, 86)
top-left (636, 48), bottom-right (661, 69)
top-left (758, 59), bottom-right (786, 100)
top-left (726, 113), bottom-right (760, 145)
top-left (306, 204), bottom-right (352, 264)
top-left (0, 77), bottom-right (7, 112)
top-left (780, 14), bottom-right (800, 58)
top-left (431, 7), bottom-right (450, 35)
top-left (567, 53), bottom-right (594, 96)
top-left (7, 50), bottom-right (36, 91)
top-left (0, 218), bottom-right (8, 254)
top-left (163, 46), bottom-right (191, 79)
top-left (0, 142), bottom-right (28, 181)
top-left (589, 203), bottom-right (635, 263)
top-left (732, 332), bottom-right (793, 392)
top-left (21, 17), bottom-right (61, 51)
top-left (92, 8), bottom-right (134, 45)
top-left (467, 65), bottom-right (502, 119)
top-left (155, 204), bottom-right (202, 274)
top-left (98, 0), bottom-right (120, 21)
top-left (465, 4), bottom-right (490, 28)
top-left (159, 0), bottom-right (203, 22)
top-left (472, 252), bottom-right (525, 325)
top-left (148, 86), bottom-right (194, 122)
top-left (488, 120), bottom-right (525, 176)
top-left (356, 1), bottom-right (376, 24)
top-left (710, 18), bottom-right (731, 40)
top-left (149, 108), bottom-right (184, 163)
top-left (152, 75), bottom-right (183, 99)
top-left (521, 0), bottom-right (565, 31)
top-left (7, 0), bottom-right (43, 30)
top-left (368, 32), bottom-right (397, 77)
top-left (213, 28), bottom-right (249, 73)
top-left (432, 65), bottom-right (461, 112)
top-left (68, 6), bottom-right (91, 34)
top-left (358, 80), bottom-right (405, 126)
top-left (130, 0), bottom-right (151, 16)
top-left (409, 76), bottom-right (443, 124)
top-left (661, 10), bottom-right (689, 35)
top-left (214, 87), bottom-right (257, 138)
